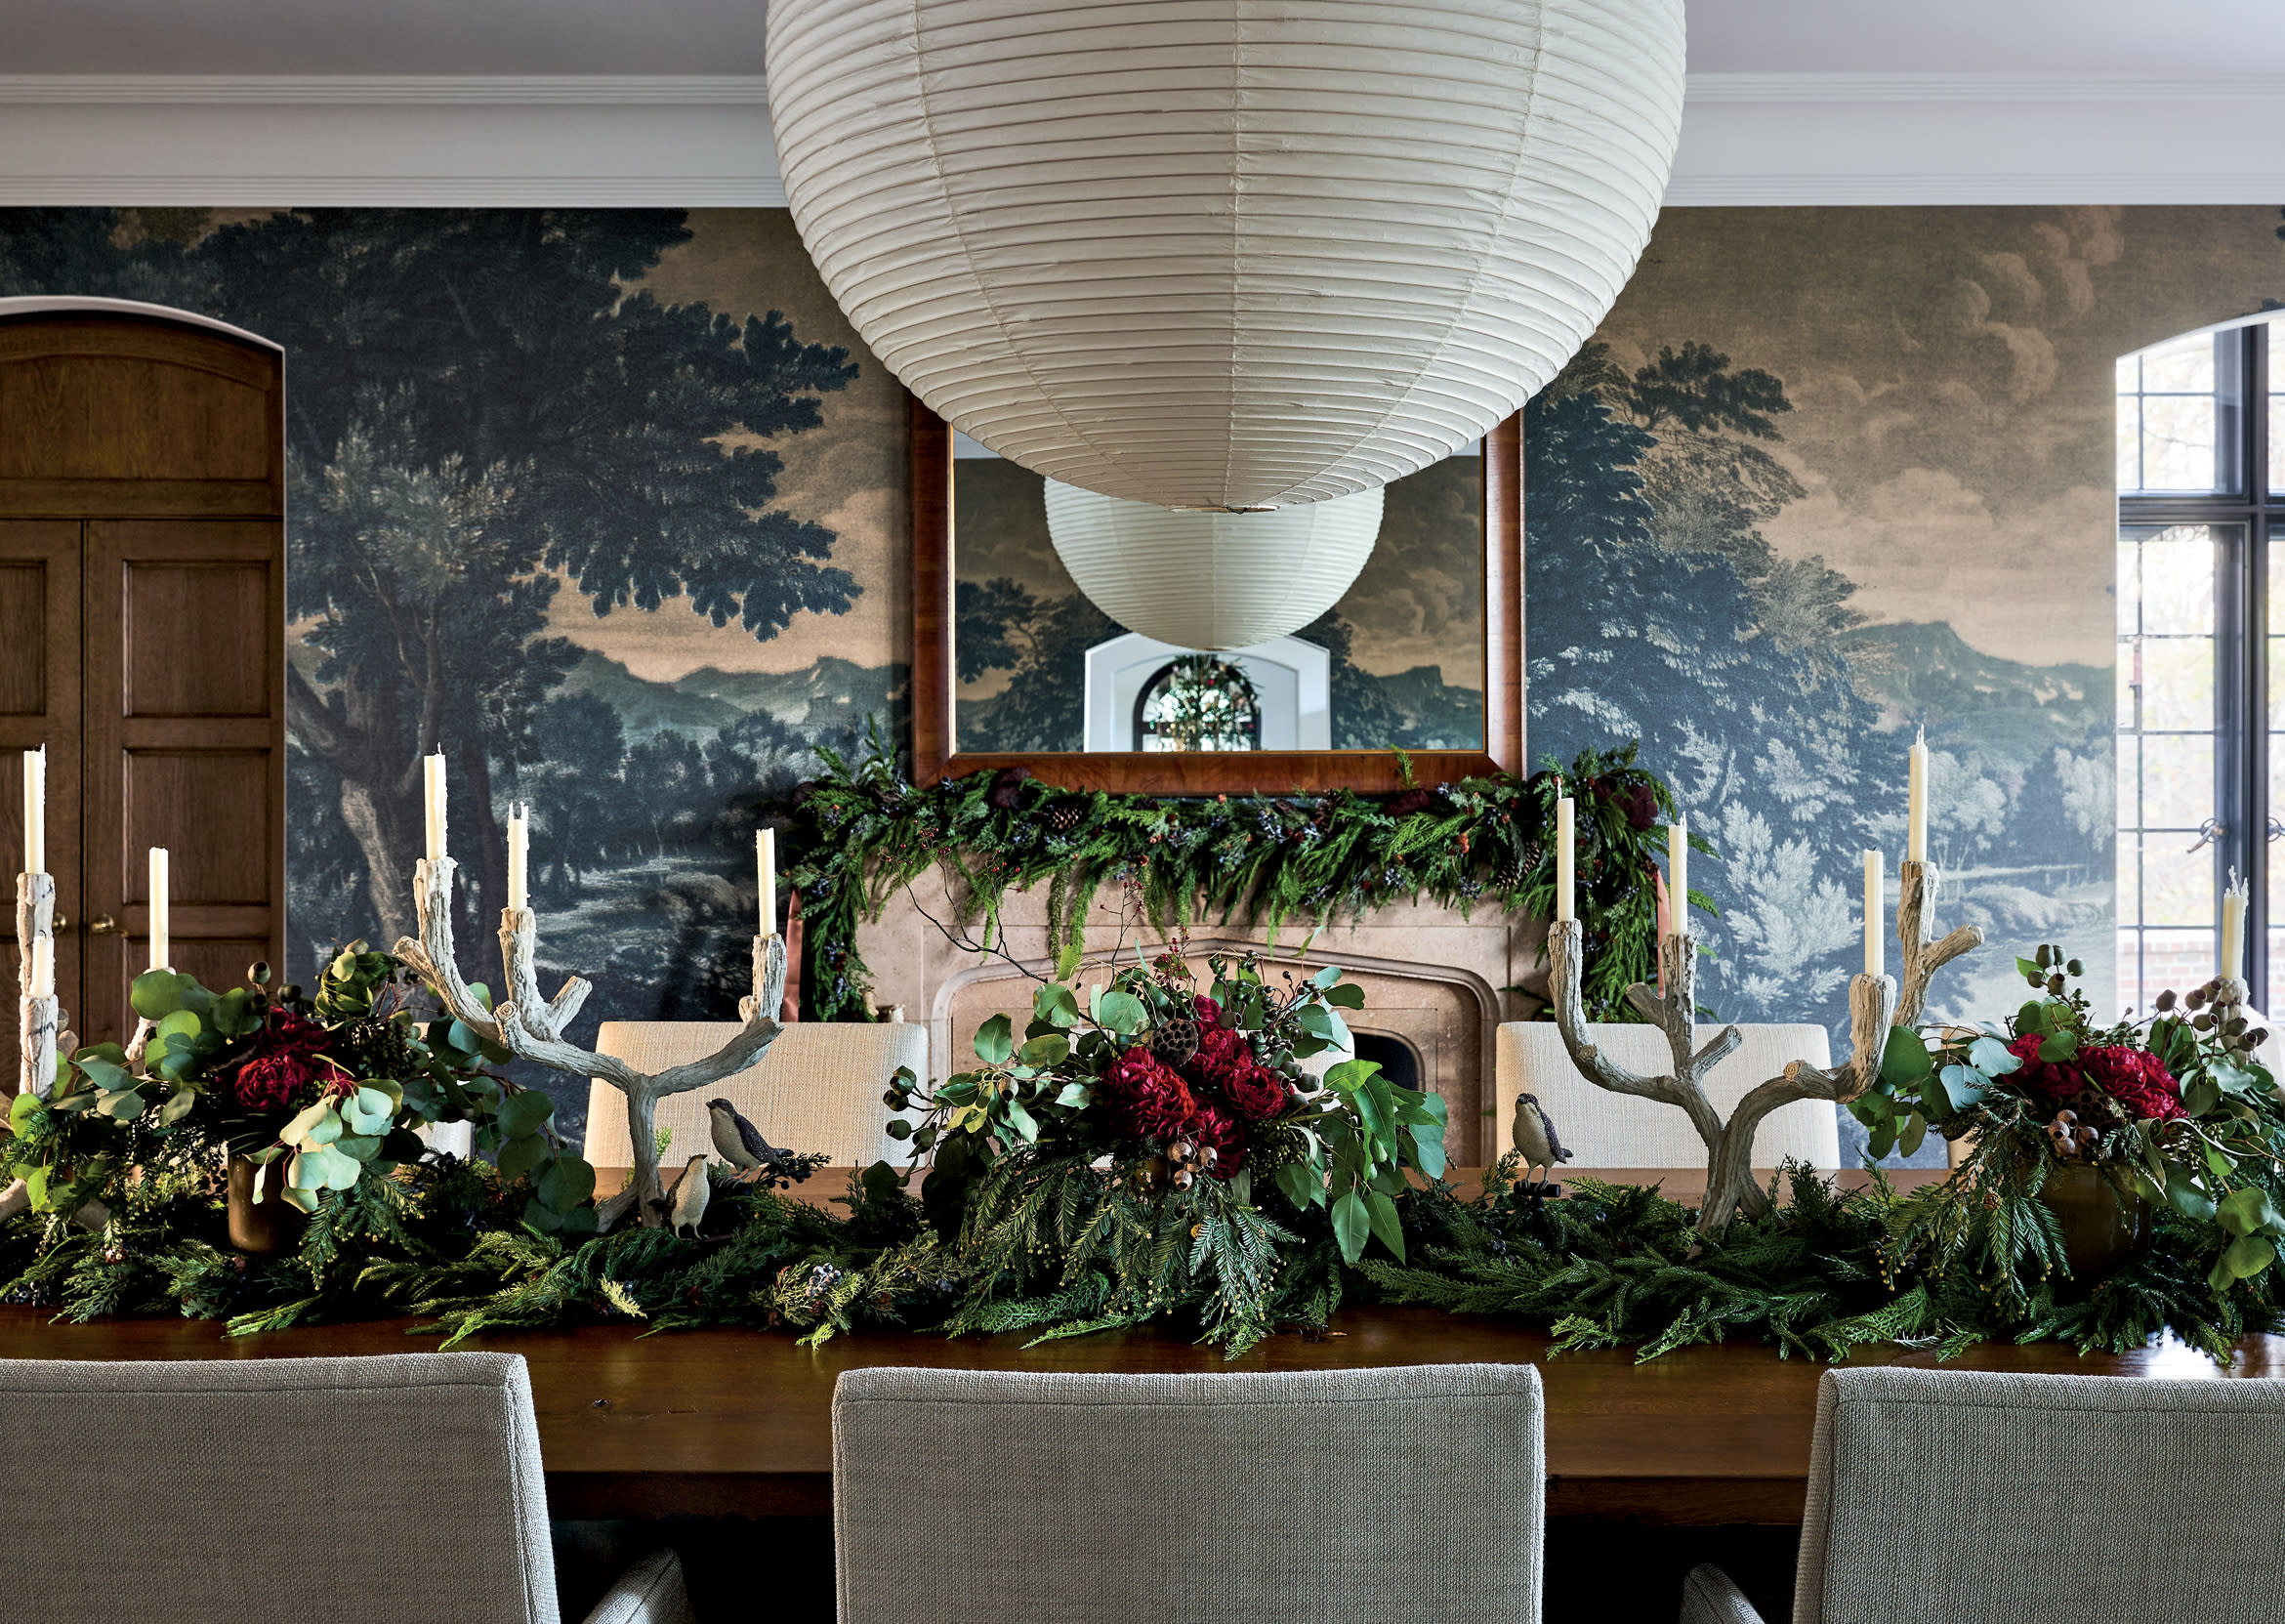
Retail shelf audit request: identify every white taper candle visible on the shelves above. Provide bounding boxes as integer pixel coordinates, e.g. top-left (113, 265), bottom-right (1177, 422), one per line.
top-left (759, 827), bottom-right (777, 938)
top-left (423, 751), bottom-right (447, 862)
top-left (22, 746), bottom-right (44, 876)
top-left (1667, 818), bottom-right (1688, 940)
top-left (1864, 851), bottom-right (1885, 979)
top-left (2223, 871), bottom-right (2248, 984)
top-left (1906, 728), bottom-right (1929, 864)
top-left (28, 934), bottom-right (53, 999)
top-left (148, 847), bottom-right (169, 972)
top-left (507, 804), bottom-right (528, 913)
top-left (1554, 797), bottom-right (1575, 925)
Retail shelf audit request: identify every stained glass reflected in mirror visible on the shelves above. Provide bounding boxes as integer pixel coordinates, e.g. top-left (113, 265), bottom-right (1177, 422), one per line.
top-left (950, 437), bottom-right (1487, 754)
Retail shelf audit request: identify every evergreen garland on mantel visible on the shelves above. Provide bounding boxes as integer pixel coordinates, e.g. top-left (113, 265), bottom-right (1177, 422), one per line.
top-left (783, 732), bottom-right (1700, 1022)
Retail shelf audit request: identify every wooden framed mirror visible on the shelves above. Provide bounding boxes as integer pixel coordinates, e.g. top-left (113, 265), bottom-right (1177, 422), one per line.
top-left (909, 397), bottom-right (1521, 792)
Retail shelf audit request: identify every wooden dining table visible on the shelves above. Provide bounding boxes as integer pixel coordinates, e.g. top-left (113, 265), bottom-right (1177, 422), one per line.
top-left (5, 1165), bottom-right (2278, 1527)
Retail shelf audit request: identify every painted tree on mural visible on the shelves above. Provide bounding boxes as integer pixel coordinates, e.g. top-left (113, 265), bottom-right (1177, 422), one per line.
top-left (1527, 343), bottom-right (1895, 1023)
top-left (0, 208), bottom-right (862, 964)
top-left (191, 211), bottom-right (860, 945)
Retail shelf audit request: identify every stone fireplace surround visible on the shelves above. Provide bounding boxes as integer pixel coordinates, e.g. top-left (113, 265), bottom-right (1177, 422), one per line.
top-left (853, 874), bottom-right (1549, 1166)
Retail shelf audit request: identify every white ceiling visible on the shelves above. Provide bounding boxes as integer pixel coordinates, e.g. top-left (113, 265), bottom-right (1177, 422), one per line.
top-left (7, 0), bottom-right (2284, 77)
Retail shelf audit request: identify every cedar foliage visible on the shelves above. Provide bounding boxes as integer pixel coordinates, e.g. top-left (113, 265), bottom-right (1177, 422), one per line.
top-left (785, 729), bottom-right (1691, 1021)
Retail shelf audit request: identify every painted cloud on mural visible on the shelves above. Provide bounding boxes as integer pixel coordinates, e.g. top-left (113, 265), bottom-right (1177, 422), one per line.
top-left (1529, 205), bottom-right (2285, 1164)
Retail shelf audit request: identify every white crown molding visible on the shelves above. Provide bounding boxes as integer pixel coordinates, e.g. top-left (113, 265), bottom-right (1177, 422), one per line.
top-left (1663, 173), bottom-right (2285, 207)
top-left (0, 74), bottom-right (769, 104)
top-left (0, 71), bottom-right (2282, 209)
top-left (0, 177), bottom-right (789, 207)
top-left (1683, 71), bottom-right (2285, 104)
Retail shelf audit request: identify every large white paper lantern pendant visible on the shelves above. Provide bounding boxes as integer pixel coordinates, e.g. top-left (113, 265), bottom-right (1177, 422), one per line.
top-left (1044, 479), bottom-right (1384, 650)
top-left (767, 0), bottom-right (1686, 512)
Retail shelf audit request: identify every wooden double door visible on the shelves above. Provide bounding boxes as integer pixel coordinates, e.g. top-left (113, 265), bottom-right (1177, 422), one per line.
top-left (0, 312), bottom-right (286, 1077)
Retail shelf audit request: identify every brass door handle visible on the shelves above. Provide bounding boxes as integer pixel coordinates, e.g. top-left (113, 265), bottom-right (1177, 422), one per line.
top-left (51, 910), bottom-right (65, 930)
top-left (87, 914), bottom-right (119, 936)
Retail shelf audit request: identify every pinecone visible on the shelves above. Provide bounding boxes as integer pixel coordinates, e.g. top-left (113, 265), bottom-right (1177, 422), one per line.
top-left (1046, 802), bottom-right (1083, 835)
top-left (1150, 1016), bottom-right (1200, 1068)
top-left (1492, 855), bottom-right (1526, 892)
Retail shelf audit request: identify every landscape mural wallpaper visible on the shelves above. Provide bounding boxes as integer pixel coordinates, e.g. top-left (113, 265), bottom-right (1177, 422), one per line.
top-left (0, 207), bottom-right (907, 1139)
top-left (7, 202), bottom-right (2285, 1155)
top-left (1527, 205), bottom-right (2285, 1161)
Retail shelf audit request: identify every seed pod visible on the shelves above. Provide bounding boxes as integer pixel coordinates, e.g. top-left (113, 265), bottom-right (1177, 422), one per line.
top-left (2156, 990), bottom-right (2178, 1013)
top-left (2066, 959), bottom-right (2083, 978)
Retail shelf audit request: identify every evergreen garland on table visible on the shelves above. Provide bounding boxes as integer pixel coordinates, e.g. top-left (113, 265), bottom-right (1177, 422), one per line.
top-left (782, 727), bottom-right (1697, 1022)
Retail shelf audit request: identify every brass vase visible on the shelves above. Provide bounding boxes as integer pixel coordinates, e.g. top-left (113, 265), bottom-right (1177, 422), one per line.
top-left (227, 1154), bottom-right (307, 1255)
top-left (2041, 1164), bottom-right (2148, 1280)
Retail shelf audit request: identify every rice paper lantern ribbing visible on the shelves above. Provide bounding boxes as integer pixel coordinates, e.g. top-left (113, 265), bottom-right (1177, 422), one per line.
top-left (766, 0), bottom-right (1685, 513)
top-left (1044, 479), bottom-right (1384, 650)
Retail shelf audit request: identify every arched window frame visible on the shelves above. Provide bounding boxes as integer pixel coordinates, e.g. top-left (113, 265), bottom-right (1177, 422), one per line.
top-left (2118, 315), bottom-right (2279, 1011)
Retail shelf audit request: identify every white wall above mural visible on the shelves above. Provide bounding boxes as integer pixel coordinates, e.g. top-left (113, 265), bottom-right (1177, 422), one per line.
top-left (5, 73), bottom-right (2285, 207)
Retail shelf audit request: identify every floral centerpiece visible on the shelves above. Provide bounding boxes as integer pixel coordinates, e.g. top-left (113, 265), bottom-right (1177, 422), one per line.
top-left (1859, 943), bottom-right (2285, 1307)
top-left (4, 946), bottom-right (596, 1260)
top-left (881, 941), bottom-right (1447, 1351)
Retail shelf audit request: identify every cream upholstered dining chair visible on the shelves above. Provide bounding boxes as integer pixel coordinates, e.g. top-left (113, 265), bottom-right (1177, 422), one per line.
top-left (1681, 1365), bottom-right (2285, 1623)
top-left (1494, 1021), bottom-right (1841, 1169)
top-left (833, 1363), bottom-right (1543, 1624)
top-left (584, 1020), bottom-right (927, 1169)
top-left (0, 1351), bottom-right (689, 1624)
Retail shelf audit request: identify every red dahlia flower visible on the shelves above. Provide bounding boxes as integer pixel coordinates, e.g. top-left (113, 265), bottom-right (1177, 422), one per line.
top-left (228, 1010), bottom-right (332, 1112)
top-left (2006, 1032), bottom-right (2186, 1122)
top-left (1101, 1047), bottom-right (1197, 1141)
top-left (2080, 1045), bottom-right (2187, 1122)
top-left (1187, 1103), bottom-right (1246, 1179)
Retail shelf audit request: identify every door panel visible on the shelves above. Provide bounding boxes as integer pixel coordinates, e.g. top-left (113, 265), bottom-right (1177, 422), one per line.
top-left (85, 521), bottom-right (284, 1044)
top-left (0, 521), bottom-right (81, 1082)
top-left (0, 318), bottom-right (281, 521)
top-left (0, 313), bottom-right (282, 1078)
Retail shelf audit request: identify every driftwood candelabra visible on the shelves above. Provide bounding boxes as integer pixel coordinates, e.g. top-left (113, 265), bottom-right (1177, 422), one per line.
top-left (394, 855), bottom-right (787, 1228)
top-left (1548, 859), bottom-right (1981, 1234)
top-left (16, 870), bottom-right (62, 1101)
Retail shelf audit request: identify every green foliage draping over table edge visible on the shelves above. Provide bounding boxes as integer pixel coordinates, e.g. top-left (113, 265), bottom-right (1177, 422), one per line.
top-left (10, 1150), bottom-right (2284, 1364)
top-left (784, 733), bottom-right (1700, 1022)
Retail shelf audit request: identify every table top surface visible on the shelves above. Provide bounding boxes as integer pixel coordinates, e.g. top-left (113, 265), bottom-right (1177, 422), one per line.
top-left (7, 1165), bottom-right (2272, 1520)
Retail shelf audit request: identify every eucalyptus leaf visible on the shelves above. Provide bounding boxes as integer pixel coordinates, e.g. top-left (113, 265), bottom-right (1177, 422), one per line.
top-left (974, 1013), bottom-right (1015, 1063)
top-left (1880, 1026), bottom-right (1933, 1086)
top-left (1032, 983), bottom-right (1081, 1029)
top-left (1967, 1035), bottom-right (2020, 1076)
top-left (1321, 982), bottom-right (1367, 1009)
top-left (2224, 1233), bottom-right (2277, 1280)
top-left (2167, 1166), bottom-right (2218, 1223)
top-left (497, 1090), bottom-right (555, 1141)
top-left (1017, 1033), bottom-right (1069, 1069)
top-left (1095, 992), bottom-right (1146, 1037)
top-left (537, 1156), bottom-right (597, 1211)
top-left (159, 1088), bottom-right (197, 1127)
top-left (496, 1134), bottom-right (551, 1182)
top-left (129, 969), bottom-right (191, 1020)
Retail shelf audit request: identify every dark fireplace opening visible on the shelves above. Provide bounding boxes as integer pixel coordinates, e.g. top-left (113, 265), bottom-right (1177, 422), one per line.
top-left (1350, 1032), bottom-right (1421, 1093)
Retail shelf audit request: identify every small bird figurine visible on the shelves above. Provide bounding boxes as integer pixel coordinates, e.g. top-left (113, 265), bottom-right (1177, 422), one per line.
top-left (1510, 1090), bottom-right (1573, 1195)
top-left (706, 1098), bottom-right (798, 1184)
top-left (655, 1153), bottom-right (712, 1237)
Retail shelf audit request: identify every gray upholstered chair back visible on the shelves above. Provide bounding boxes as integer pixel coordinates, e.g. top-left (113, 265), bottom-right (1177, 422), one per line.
top-left (0, 1352), bottom-right (559, 1624)
top-left (834, 1362), bottom-right (1544, 1624)
top-left (1798, 1365), bottom-right (2285, 1623)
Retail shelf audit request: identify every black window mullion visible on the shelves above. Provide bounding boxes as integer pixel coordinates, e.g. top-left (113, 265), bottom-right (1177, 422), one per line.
top-left (2250, 324), bottom-right (2273, 1004)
